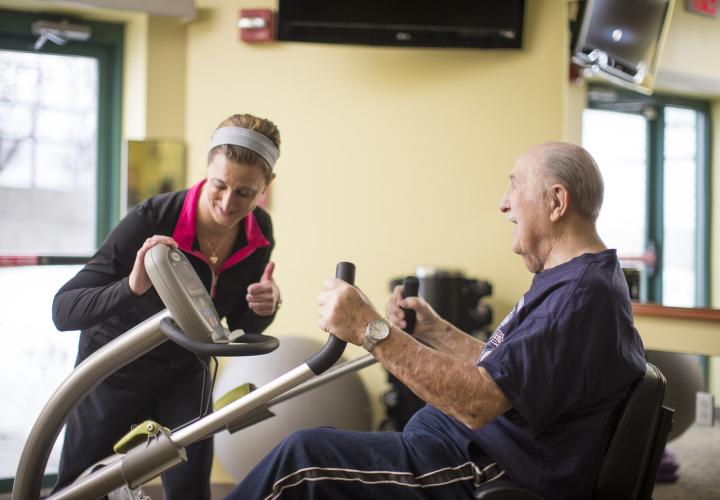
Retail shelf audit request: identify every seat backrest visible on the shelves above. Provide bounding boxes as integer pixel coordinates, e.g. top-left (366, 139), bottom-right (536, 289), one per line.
top-left (594, 363), bottom-right (675, 500)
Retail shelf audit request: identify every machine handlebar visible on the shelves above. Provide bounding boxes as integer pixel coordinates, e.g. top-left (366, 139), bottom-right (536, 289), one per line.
top-left (160, 318), bottom-right (279, 356)
top-left (306, 261), bottom-right (355, 375)
top-left (401, 276), bottom-right (419, 334)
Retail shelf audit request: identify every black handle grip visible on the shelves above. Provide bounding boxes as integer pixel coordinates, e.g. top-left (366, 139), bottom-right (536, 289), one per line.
top-left (160, 318), bottom-right (279, 357)
top-left (401, 276), bottom-right (419, 334)
top-left (335, 261), bottom-right (356, 284)
top-left (306, 261), bottom-right (356, 375)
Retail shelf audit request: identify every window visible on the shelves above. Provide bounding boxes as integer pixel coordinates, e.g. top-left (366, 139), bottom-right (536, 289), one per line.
top-left (662, 107), bottom-right (704, 307)
top-left (0, 50), bottom-right (98, 253)
top-left (0, 9), bottom-right (123, 493)
top-left (582, 85), bottom-right (710, 307)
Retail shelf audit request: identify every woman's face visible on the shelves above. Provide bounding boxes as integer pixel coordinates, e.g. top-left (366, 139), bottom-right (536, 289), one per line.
top-left (203, 153), bottom-right (272, 228)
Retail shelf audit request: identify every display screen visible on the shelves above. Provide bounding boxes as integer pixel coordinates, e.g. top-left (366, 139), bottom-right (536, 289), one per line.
top-left (572, 0), bottom-right (673, 93)
top-left (280, 0), bottom-right (521, 29)
top-left (277, 0), bottom-right (525, 48)
top-left (581, 0), bottom-right (670, 67)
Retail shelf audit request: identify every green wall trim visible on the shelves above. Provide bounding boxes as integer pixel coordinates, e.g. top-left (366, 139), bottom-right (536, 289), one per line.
top-left (648, 109), bottom-right (664, 302)
top-left (698, 111), bottom-right (712, 306)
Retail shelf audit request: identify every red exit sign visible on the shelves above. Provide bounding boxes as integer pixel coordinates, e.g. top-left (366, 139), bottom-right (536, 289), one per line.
top-left (686, 0), bottom-right (717, 17)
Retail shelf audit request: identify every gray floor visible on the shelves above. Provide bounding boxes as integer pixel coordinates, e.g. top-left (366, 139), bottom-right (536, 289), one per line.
top-left (653, 422), bottom-right (720, 500)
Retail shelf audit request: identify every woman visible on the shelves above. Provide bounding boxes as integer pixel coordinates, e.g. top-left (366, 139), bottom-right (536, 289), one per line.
top-left (51, 113), bottom-right (282, 499)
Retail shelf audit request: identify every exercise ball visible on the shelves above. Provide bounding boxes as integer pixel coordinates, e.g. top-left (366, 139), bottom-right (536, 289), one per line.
top-left (646, 350), bottom-right (705, 442)
top-left (213, 336), bottom-right (372, 481)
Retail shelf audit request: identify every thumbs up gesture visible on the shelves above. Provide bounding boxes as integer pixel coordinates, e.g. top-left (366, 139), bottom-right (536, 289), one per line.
top-left (247, 262), bottom-right (281, 316)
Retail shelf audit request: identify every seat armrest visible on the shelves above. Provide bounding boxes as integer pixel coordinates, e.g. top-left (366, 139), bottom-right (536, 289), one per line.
top-left (474, 479), bottom-right (548, 500)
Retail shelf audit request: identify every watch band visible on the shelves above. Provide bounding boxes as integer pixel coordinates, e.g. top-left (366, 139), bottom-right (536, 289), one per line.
top-left (362, 336), bottom-right (375, 352)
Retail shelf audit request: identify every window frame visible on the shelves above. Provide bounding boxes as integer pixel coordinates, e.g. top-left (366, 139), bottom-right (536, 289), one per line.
top-left (587, 84), bottom-right (712, 307)
top-left (0, 8), bottom-right (124, 247)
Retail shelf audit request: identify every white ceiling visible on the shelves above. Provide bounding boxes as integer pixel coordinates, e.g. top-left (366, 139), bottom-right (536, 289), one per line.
top-left (50, 0), bottom-right (195, 17)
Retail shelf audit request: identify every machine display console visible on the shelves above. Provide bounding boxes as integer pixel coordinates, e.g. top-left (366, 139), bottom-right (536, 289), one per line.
top-left (145, 245), bottom-right (229, 343)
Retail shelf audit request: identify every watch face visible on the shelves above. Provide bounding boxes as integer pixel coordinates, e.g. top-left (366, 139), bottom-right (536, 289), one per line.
top-left (369, 319), bottom-right (390, 341)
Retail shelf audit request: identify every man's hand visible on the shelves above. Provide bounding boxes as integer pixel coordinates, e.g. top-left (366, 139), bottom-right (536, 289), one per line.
top-left (387, 285), bottom-right (444, 344)
top-left (317, 278), bottom-right (381, 346)
top-left (247, 262), bottom-right (280, 316)
top-left (129, 235), bottom-right (179, 295)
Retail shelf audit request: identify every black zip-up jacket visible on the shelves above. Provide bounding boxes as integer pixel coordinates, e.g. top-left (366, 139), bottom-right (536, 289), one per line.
top-left (52, 183), bottom-right (275, 382)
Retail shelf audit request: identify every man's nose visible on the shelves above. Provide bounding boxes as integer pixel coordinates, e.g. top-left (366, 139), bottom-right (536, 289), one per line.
top-left (499, 192), bottom-right (510, 213)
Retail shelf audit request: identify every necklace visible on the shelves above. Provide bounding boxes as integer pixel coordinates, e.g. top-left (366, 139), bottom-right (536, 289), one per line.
top-left (204, 231), bottom-right (234, 265)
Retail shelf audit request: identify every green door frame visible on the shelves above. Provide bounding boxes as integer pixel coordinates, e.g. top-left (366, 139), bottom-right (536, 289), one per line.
top-left (0, 8), bottom-right (123, 245)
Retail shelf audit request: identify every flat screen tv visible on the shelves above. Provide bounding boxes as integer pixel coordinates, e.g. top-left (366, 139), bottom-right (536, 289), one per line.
top-left (572, 0), bottom-right (675, 95)
top-left (277, 0), bottom-right (525, 49)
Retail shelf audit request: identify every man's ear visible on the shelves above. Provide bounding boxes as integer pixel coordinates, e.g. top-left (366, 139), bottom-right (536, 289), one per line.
top-left (549, 184), bottom-right (569, 222)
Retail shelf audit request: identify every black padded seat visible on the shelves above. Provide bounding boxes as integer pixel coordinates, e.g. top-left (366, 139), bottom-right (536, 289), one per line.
top-left (474, 363), bottom-right (674, 500)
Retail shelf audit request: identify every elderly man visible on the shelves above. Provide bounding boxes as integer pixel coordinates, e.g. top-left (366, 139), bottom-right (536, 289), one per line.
top-left (225, 142), bottom-right (646, 500)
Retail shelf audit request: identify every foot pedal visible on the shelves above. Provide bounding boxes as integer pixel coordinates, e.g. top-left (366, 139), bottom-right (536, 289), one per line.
top-left (113, 420), bottom-right (169, 454)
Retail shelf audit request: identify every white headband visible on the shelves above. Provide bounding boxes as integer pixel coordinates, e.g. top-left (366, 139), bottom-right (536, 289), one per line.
top-left (209, 126), bottom-right (279, 168)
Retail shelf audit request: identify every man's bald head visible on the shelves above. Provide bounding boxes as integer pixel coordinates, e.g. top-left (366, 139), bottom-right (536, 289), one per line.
top-left (528, 142), bottom-right (604, 222)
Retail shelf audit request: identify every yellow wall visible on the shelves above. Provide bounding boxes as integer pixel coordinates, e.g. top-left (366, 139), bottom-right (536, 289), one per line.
top-left (145, 16), bottom-right (187, 139)
top-left (185, 0), bottom-right (566, 429)
top-left (634, 316), bottom-right (720, 357)
top-left (564, 81), bottom-right (586, 144)
top-left (659, 5), bottom-right (720, 84)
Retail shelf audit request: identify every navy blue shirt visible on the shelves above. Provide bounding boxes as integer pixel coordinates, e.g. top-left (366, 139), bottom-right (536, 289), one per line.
top-left (411, 250), bottom-right (646, 499)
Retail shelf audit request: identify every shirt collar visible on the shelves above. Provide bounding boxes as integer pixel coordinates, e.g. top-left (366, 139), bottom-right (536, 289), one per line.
top-left (172, 178), bottom-right (270, 272)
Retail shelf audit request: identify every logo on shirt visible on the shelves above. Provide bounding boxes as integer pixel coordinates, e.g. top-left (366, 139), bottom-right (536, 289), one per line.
top-left (480, 330), bottom-right (505, 362)
top-left (478, 295), bottom-right (524, 362)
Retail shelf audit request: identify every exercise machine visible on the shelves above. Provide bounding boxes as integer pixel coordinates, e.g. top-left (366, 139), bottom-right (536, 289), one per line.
top-left (210, 276), bottom-right (420, 441)
top-left (12, 245), bottom-right (355, 500)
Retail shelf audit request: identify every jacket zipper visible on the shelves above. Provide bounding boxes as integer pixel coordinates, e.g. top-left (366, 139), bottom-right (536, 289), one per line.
top-left (210, 269), bottom-right (218, 298)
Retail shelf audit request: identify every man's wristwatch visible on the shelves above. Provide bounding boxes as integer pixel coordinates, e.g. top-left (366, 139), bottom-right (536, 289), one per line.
top-left (362, 319), bottom-right (391, 352)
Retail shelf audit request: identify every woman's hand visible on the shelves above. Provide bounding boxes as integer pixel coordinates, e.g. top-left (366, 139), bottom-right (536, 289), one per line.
top-left (129, 235), bottom-right (179, 295)
top-left (246, 262), bottom-right (281, 316)
top-left (386, 284), bottom-right (444, 344)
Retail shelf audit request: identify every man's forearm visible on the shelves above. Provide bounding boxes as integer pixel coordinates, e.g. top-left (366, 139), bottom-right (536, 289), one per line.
top-left (373, 325), bottom-right (509, 430)
top-left (421, 319), bottom-right (485, 363)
